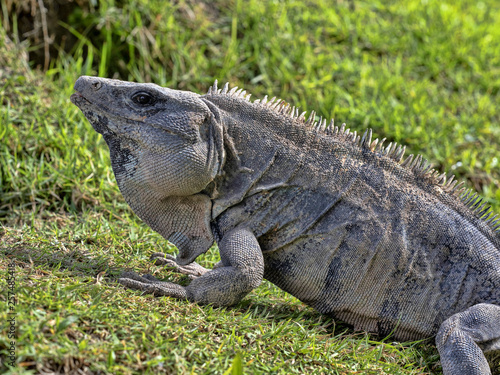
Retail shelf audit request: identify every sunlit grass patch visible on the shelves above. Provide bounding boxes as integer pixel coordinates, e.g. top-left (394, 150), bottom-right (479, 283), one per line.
top-left (1, 1), bottom-right (500, 373)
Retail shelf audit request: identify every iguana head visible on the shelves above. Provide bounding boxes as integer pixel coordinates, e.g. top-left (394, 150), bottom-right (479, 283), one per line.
top-left (71, 76), bottom-right (225, 264)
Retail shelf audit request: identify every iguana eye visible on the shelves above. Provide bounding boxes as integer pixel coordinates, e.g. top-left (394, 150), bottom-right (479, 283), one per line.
top-left (132, 92), bottom-right (155, 106)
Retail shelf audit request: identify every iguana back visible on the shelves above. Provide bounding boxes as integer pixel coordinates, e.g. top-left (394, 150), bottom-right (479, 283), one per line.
top-left (204, 90), bottom-right (500, 341)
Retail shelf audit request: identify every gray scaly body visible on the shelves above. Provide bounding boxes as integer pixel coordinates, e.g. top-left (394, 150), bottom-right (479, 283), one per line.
top-left (71, 76), bottom-right (500, 374)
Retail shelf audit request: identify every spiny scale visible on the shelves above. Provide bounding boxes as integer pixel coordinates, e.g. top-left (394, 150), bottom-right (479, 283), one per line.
top-left (206, 81), bottom-right (498, 232)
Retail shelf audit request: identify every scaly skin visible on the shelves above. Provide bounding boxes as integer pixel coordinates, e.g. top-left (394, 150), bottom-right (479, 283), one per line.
top-left (71, 76), bottom-right (500, 374)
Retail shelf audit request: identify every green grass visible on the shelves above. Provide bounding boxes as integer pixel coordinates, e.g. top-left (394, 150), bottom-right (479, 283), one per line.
top-left (1, 0), bottom-right (500, 373)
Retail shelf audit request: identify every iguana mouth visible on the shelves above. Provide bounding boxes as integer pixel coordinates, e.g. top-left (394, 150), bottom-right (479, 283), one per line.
top-left (70, 91), bottom-right (92, 107)
top-left (71, 89), bottom-right (112, 113)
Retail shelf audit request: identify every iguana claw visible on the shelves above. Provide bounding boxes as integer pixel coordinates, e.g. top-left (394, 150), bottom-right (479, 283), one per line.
top-left (150, 252), bottom-right (209, 279)
top-left (118, 271), bottom-right (188, 299)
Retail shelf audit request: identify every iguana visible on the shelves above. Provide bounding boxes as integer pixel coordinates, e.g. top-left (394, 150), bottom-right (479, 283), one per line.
top-left (71, 76), bottom-right (500, 375)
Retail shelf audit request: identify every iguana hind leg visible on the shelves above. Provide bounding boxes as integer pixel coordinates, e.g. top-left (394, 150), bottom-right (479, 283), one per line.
top-left (119, 228), bottom-right (264, 307)
top-left (436, 303), bottom-right (500, 375)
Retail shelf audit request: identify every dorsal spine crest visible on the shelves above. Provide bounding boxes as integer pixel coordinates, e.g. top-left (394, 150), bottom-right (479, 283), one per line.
top-left (206, 81), bottom-right (499, 233)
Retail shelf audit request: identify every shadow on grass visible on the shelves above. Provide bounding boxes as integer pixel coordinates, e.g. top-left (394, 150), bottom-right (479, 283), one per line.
top-left (1, 245), bottom-right (122, 278)
top-left (3, 243), bottom-right (348, 329)
top-left (0, 244), bottom-right (433, 339)
top-left (0, 243), bottom-right (448, 374)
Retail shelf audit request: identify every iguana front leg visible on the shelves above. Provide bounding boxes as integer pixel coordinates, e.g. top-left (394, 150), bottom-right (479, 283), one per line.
top-left (436, 303), bottom-right (500, 375)
top-left (118, 228), bottom-right (264, 306)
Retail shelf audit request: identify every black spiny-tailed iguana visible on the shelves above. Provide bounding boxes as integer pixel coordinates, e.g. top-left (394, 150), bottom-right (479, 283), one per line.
top-left (71, 76), bottom-right (500, 375)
